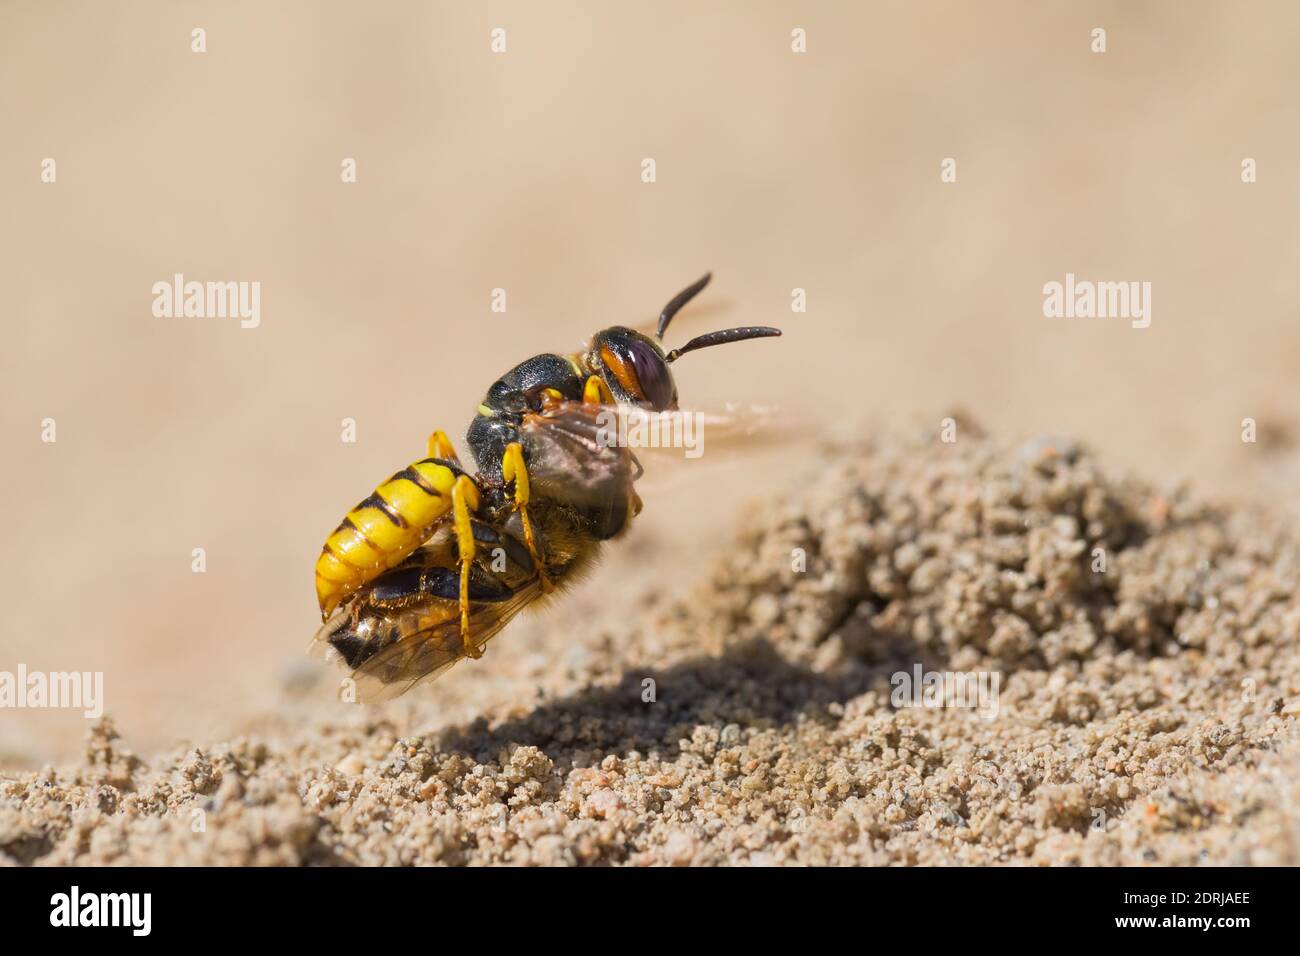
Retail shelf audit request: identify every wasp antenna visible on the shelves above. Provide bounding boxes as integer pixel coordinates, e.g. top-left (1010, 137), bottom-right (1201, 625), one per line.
top-left (664, 326), bottom-right (781, 363)
top-left (656, 273), bottom-right (713, 341)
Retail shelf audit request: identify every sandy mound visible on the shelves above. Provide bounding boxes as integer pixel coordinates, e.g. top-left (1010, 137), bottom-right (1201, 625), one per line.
top-left (4, 434), bottom-right (1299, 865)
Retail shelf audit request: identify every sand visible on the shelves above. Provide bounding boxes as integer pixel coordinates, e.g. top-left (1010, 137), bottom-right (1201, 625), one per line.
top-left (3, 432), bottom-right (1299, 866)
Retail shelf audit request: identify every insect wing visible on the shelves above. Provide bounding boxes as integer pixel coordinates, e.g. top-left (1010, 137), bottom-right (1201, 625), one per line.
top-left (519, 403), bottom-right (639, 509)
top-left (312, 577), bottom-right (542, 702)
top-left (605, 403), bottom-right (792, 457)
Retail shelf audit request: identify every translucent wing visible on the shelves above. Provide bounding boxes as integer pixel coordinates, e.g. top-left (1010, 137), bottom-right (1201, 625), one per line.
top-left (519, 402), bottom-right (640, 509)
top-left (312, 579), bottom-right (543, 702)
top-left (311, 521), bottom-right (546, 702)
top-left (526, 400), bottom-right (795, 477)
top-left (603, 402), bottom-right (795, 458)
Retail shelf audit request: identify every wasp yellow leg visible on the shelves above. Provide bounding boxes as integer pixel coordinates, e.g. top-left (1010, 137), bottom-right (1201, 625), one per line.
top-left (427, 429), bottom-right (460, 463)
top-left (582, 375), bottom-right (614, 406)
top-left (501, 442), bottom-right (553, 593)
top-left (451, 474), bottom-right (483, 659)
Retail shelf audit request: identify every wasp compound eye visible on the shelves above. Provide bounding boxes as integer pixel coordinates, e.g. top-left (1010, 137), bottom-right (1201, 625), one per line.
top-left (627, 338), bottom-right (675, 410)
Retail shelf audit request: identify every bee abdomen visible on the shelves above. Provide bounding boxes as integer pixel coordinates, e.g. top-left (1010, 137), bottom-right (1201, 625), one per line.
top-left (314, 458), bottom-right (461, 618)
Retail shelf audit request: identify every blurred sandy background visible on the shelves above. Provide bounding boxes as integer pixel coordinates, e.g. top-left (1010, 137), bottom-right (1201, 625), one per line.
top-left (2, 1), bottom-right (1298, 765)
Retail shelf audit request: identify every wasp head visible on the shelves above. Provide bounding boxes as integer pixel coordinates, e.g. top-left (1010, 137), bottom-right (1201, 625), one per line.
top-left (589, 326), bottom-right (679, 410)
top-left (587, 274), bottom-right (781, 411)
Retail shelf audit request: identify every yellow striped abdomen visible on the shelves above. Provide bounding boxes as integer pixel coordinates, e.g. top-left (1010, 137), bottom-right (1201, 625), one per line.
top-left (314, 458), bottom-right (460, 619)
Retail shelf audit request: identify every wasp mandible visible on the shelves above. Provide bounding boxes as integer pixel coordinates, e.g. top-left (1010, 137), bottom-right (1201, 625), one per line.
top-left (311, 274), bottom-right (780, 700)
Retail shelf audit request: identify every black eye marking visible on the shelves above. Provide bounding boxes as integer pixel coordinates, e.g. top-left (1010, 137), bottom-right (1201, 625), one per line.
top-left (627, 339), bottom-right (674, 409)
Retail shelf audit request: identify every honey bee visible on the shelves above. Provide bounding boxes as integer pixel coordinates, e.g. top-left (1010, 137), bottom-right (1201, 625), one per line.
top-left (311, 274), bottom-right (780, 701)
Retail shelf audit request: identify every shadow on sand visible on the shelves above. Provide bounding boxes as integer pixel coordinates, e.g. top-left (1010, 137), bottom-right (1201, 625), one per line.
top-left (434, 635), bottom-right (950, 766)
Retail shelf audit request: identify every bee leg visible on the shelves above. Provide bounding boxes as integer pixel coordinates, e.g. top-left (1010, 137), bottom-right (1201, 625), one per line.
top-left (582, 375), bottom-right (614, 405)
top-left (538, 387), bottom-right (566, 411)
top-left (451, 474), bottom-right (484, 658)
top-left (501, 442), bottom-right (553, 593)
top-left (427, 429), bottom-right (460, 464)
